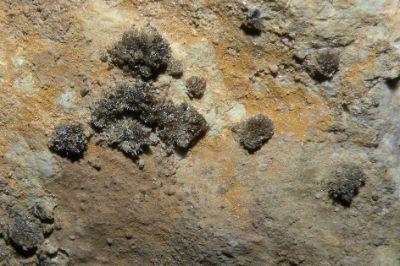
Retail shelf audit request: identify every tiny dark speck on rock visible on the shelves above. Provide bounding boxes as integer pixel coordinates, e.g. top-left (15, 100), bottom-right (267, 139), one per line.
top-left (185, 76), bottom-right (207, 99)
top-left (305, 48), bottom-right (340, 82)
top-left (91, 81), bottom-right (208, 157)
top-left (241, 8), bottom-right (266, 36)
top-left (99, 51), bottom-right (109, 62)
top-left (49, 123), bottom-right (88, 161)
top-left (158, 102), bottom-right (208, 150)
top-left (98, 119), bottom-right (152, 159)
top-left (328, 164), bottom-right (366, 207)
top-left (88, 159), bottom-right (101, 171)
top-left (8, 212), bottom-right (44, 256)
top-left (167, 58), bottom-right (184, 78)
top-left (232, 114), bottom-right (274, 153)
top-left (32, 202), bottom-right (54, 224)
top-left (137, 159), bottom-right (145, 170)
top-left (80, 87), bottom-right (90, 97)
top-left (164, 189), bottom-right (176, 196)
top-left (385, 76), bottom-right (400, 90)
top-left (108, 25), bottom-right (171, 79)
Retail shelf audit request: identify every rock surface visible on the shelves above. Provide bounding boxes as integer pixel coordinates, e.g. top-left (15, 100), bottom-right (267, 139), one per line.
top-left (0, 0), bottom-right (399, 264)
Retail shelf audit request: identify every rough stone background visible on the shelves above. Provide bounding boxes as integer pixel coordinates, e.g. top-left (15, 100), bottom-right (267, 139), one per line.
top-left (0, 0), bottom-right (400, 265)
